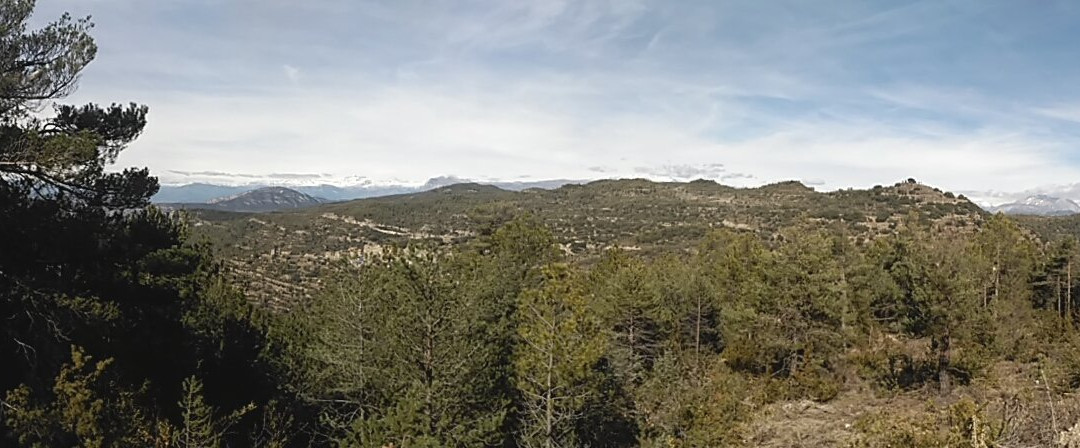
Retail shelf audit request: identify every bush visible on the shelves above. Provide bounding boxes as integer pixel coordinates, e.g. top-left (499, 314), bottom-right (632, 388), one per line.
top-left (851, 338), bottom-right (937, 392)
top-left (851, 398), bottom-right (995, 448)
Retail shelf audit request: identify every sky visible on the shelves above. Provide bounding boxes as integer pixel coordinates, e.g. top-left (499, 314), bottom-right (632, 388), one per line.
top-left (31, 0), bottom-right (1080, 204)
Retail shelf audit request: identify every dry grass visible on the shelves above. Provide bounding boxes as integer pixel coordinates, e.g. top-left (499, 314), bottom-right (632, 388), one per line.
top-left (743, 359), bottom-right (1080, 447)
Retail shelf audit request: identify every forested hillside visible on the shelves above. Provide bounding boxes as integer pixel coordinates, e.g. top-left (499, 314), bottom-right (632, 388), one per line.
top-left (9, 1), bottom-right (1080, 447)
top-left (188, 178), bottom-right (985, 308)
top-left (283, 213), bottom-right (1080, 447)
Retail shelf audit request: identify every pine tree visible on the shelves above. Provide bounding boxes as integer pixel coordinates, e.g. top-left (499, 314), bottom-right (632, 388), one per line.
top-left (970, 214), bottom-right (1037, 310)
top-left (968, 215), bottom-right (1039, 357)
top-left (302, 266), bottom-right (383, 425)
top-left (174, 375), bottom-right (255, 448)
top-left (693, 230), bottom-right (770, 374)
top-left (883, 224), bottom-right (987, 391)
top-left (1036, 237), bottom-right (1080, 324)
top-left (1, 3), bottom-right (297, 443)
top-left (324, 248), bottom-right (510, 447)
top-left (2, 346), bottom-right (158, 447)
top-left (515, 264), bottom-right (615, 448)
top-left (772, 228), bottom-right (850, 382)
top-left (176, 376), bottom-right (218, 448)
top-left (634, 352), bottom-right (746, 447)
top-left (590, 249), bottom-right (662, 386)
top-left (0, 0), bottom-right (156, 399)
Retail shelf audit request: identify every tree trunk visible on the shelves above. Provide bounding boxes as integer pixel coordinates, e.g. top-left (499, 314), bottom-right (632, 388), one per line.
top-left (694, 296), bottom-right (702, 358)
top-left (628, 312), bottom-right (637, 373)
top-left (545, 346), bottom-right (554, 448)
top-left (424, 319), bottom-right (435, 436)
top-left (937, 331), bottom-right (952, 393)
top-left (1057, 275), bottom-right (1063, 320)
top-left (355, 292), bottom-right (367, 418)
top-left (993, 263), bottom-right (1000, 305)
top-left (1069, 259), bottom-right (1073, 327)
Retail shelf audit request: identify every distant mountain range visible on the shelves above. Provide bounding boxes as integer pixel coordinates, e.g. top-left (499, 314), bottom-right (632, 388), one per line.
top-left (989, 195), bottom-right (1080, 216)
top-left (154, 176), bottom-right (1080, 217)
top-left (161, 187), bottom-right (327, 213)
top-left (153, 176), bottom-right (581, 204)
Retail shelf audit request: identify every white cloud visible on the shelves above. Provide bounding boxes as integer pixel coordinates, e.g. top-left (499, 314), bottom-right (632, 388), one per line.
top-left (1033, 105), bottom-right (1080, 124)
top-left (97, 76), bottom-right (1079, 196)
top-left (282, 64), bottom-right (301, 83)
top-left (34, 0), bottom-right (1080, 196)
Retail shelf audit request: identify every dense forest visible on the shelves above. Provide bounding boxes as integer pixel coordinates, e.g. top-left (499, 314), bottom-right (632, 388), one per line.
top-left (7, 2), bottom-right (1080, 447)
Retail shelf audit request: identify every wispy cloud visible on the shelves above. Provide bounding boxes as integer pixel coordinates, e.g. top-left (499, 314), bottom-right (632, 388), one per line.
top-left (30, 0), bottom-right (1080, 193)
top-left (633, 163), bottom-right (727, 180)
top-left (1033, 105), bottom-right (1080, 124)
top-left (282, 64), bottom-right (301, 83)
top-left (167, 170), bottom-right (331, 185)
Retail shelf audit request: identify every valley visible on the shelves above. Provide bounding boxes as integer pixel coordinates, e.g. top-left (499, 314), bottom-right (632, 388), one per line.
top-left (185, 178), bottom-right (985, 307)
top-left (9, 0), bottom-right (1080, 445)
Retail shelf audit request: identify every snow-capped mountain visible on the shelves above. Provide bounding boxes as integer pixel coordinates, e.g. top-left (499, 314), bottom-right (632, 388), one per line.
top-left (989, 195), bottom-right (1080, 216)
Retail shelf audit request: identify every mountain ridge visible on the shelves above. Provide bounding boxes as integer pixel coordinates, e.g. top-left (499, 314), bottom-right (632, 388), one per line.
top-left (163, 186), bottom-right (326, 213)
top-left (153, 176), bottom-right (584, 203)
top-left (989, 194), bottom-right (1080, 216)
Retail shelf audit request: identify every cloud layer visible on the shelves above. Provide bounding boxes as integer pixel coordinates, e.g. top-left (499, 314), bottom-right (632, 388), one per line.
top-left (32, 0), bottom-right (1080, 196)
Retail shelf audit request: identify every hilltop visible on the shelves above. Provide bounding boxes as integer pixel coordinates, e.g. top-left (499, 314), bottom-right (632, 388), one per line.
top-left (184, 178), bottom-right (985, 307)
top-left (207, 187), bottom-right (326, 212)
top-left (164, 186), bottom-right (326, 213)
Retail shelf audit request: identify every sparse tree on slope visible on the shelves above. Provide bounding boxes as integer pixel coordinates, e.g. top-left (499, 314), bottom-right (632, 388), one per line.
top-left (515, 264), bottom-right (627, 448)
top-left (882, 224), bottom-right (988, 391)
top-left (329, 249), bottom-right (510, 447)
top-left (590, 249), bottom-right (663, 386)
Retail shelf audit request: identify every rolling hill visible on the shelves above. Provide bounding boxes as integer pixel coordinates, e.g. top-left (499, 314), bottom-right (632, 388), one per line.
top-left (183, 178), bottom-right (987, 308)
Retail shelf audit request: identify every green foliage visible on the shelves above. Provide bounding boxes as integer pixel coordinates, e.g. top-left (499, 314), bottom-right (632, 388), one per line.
top-left (195, 175), bottom-right (986, 306)
top-left (635, 354), bottom-right (748, 447)
top-left (174, 375), bottom-right (255, 448)
top-left (0, 4), bottom-right (1075, 441)
top-left (861, 222), bottom-right (991, 390)
top-left (0, 2), bottom-right (302, 445)
top-left (514, 264), bottom-right (631, 448)
top-left (303, 247), bottom-right (521, 447)
top-left (851, 397), bottom-right (998, 448)
top-left (0, 0), bottom-right (96, 118)
top-left (3, 346), bottom-right (157, 448)
top-left (589, 249), bottom-right (663, 385)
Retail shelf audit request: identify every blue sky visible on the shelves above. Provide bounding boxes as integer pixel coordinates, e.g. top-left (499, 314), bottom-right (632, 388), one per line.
top-left (33, 0), bottom-right (1080, 203)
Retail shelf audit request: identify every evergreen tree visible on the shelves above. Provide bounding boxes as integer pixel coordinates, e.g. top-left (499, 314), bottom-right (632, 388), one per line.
top-left (0, 2), bottom-right (295, 444)
top-left (321, 249), bottom-right (510, 447)
top-left (515, 264), bottom-right (628, 448)
top-left (0, 0), bottom-right (156, 397)
top-left (590, 249), bottom-right (663, 386)
top-left (693, 230), bottom-right (769, 373)
top-left (970, 214), bottom-right (1037, 310)
top-left (771, 229), bottom-right (850, 385)
top-left (3, 346), bottom-right (158, 447)
top-left (881, 224), bottom-right (988, 391)
top-left (1036, 237), bottom-right (1080, 323)
top-left (968, 215), bottom-right (1039, 357)
top-left (634, 353), bottom-right (746, 447)
top-left (174, 376), bottom-right (255, 448)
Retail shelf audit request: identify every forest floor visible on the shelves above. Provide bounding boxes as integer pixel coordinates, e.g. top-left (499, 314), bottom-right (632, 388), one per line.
top-left (745, 360), bottom-right (1080, 447)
